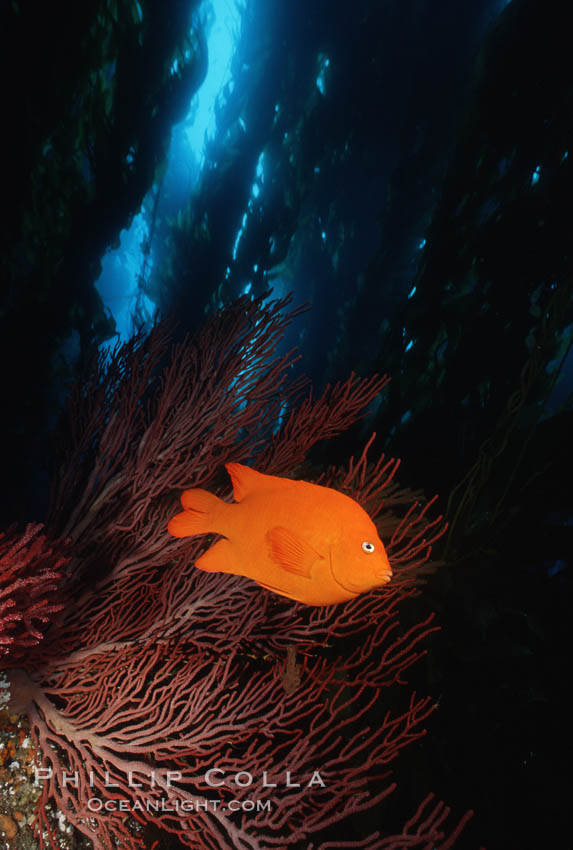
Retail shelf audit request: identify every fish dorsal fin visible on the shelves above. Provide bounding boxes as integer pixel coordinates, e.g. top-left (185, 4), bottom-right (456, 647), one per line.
top-left (226, 462), bottom-right (286, 502)
top-left (266, 526), bottom-right (323, 577)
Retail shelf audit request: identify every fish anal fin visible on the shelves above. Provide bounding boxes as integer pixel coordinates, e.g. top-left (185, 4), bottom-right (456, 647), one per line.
top-left (195, 538), bottom-right (236, 573)
top-left (266, 526), bottom-right (323, 577)
top-left (256, 579), bottom-right (302, 603)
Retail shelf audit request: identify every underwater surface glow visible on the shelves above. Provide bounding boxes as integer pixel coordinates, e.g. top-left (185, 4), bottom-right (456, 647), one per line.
top-left (316, 55), bottom-right (330, 96)
top-left (256, 150), bottom-right (265, 181)
top-left (95, 0), bottom-right (246, 351)
top-left (531, 164), bottom-right (541, 186)
top-left (229, 148), bottom-right (265, 264)
top-left (180, 0), bottom-right (245, 167)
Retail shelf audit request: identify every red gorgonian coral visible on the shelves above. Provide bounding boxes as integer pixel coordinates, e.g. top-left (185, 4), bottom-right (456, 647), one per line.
top-left (1, 294), bottom-right (474, 849)
top-left (0, 524), bottom-right (68, 660)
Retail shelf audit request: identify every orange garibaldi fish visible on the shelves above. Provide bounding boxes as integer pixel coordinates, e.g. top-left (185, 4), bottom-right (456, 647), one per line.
top-left (168, 462), bottom-right (392, 606)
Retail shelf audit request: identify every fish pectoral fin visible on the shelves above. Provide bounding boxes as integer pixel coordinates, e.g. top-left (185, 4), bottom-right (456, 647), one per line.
top-left (266, 526), bottom-right (323, 578)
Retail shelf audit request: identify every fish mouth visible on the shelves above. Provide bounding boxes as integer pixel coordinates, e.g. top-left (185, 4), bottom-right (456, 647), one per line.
top-left (376, 571), bottom-right (392, 584)
top-left (329, 550), bottom-right (392, 594)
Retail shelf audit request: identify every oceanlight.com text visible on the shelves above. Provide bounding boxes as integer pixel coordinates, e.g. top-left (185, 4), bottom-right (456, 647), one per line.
top-left (87, 797), bottom-right (272, 813)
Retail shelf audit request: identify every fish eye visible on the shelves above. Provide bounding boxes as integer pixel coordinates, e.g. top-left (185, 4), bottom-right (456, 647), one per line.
top-left (362, 541), bottom-right (375, 553)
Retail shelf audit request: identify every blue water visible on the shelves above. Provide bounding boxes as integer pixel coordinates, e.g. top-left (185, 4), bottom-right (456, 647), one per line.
top-left (95, 0), bottom-right (246, 350)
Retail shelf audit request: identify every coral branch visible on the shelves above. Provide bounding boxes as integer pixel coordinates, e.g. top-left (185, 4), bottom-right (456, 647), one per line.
top-left (0, 524), bottom-right (68, 662)
top-left (2, 295), bottom-right (471, 848)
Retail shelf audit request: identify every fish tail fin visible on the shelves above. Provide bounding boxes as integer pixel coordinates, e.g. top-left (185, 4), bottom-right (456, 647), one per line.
top-left (168, 489), bottom-right (227, 538)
